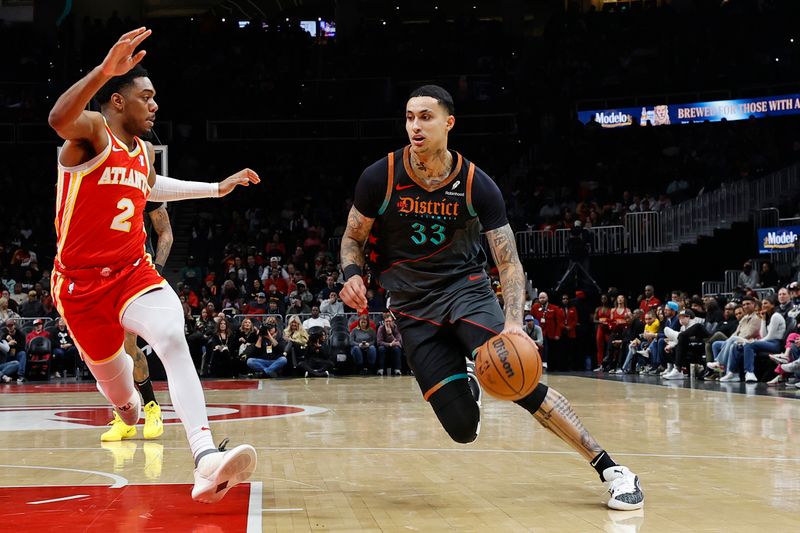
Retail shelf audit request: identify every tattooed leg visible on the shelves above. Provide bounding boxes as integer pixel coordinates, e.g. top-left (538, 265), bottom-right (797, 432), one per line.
top-left (124, 331), bottom-right (150, 382)
top-left (532, 387), bottom-right (603, 461)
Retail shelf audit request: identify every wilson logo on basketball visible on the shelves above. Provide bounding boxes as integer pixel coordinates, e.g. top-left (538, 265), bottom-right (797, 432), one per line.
top-left (492, 338), bottom-right (515, 378)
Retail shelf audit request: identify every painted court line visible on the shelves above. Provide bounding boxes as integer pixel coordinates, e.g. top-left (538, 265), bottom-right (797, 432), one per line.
top-left (262, 508), bottom-right (305, 512)
top-left (28, 494), bottom-right (89, 505)
top-left (246, 481), bottom-right (262, 533)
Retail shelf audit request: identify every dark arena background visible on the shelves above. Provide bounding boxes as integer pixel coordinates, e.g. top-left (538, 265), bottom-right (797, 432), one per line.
top-left (0, 1), bottom-right (799, 532)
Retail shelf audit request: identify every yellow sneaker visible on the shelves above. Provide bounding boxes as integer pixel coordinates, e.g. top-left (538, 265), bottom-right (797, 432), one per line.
top-left (143, 442), bottom-right (164, 480)
top-left (100, 411), bottom-right (137, 442)
top-left (143, 401), bottom-right (164, 439)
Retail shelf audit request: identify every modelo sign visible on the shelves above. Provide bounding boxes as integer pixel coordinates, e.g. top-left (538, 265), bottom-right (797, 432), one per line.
top-left (758, 226), bottom-right (800, 254)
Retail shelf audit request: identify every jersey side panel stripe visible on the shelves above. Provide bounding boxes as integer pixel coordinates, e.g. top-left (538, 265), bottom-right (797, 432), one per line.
top-left (378, 151), bottom-right (394, 216)
top-left (55, 172), bottom-right (85, 262)
top-left (466, 163), bottom-right (477, 217)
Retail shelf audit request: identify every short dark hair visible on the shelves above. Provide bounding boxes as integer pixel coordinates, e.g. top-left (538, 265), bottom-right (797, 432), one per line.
top-left (94, 65), bottom-right (149, 107)
top-left (409, 85), bottom-right (454, 115)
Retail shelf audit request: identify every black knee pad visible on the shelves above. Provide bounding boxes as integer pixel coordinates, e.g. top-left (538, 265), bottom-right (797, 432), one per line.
top-left (514, 383), bottom-right (549, 415)
top-left (429, 379), bottom-right (480, 444)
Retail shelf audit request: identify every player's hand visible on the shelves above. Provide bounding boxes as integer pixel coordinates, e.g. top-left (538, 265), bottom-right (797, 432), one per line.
top-left (100, 27), bottom-right (151, 77)
top-left (501, 324), bottom-right (536, 349)
top-left (340, 275), bottom-right (367, 310)
top-left (218, 168), bottom-right (260, 197)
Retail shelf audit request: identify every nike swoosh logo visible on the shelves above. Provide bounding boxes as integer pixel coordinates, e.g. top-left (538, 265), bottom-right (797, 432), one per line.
top-left (111, 146), bottom-right (124, 152)
top-left (395, 183), bottom-right (415, 191)
top-left (468, 274), bottom-right (482, 281)
top-left (590, 451), bottom-right (605, 467)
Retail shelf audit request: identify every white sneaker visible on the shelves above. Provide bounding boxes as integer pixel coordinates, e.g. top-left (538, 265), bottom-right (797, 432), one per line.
top-left (603, 466), bottom-right (644, 511)
top-left (766, 374), bottom-right (785, 386)
top-left (706, 361), bottom-right (720, 370)
top-left (744, 371), bottom-right (758, 383)
top-left (466, 359), bottom-right (482, 408)
top-left (768, 353), bottom-right (789, 364)
top-left (376, 369), bottom-right (384, 376)
top-left (192, 440), bottom-right (258, 504)
top-left (720, 371), bottom-right (741, 382)
top-left (663, 368), bottom-right (686, 380)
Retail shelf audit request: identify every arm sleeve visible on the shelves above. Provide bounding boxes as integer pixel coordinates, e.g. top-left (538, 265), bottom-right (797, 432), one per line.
top-left (148, 175), bottom-right (219, 202)
top-left (471, 168), bottom-right (508, 231)
top-left (353, 157), bottom-right (390, 218)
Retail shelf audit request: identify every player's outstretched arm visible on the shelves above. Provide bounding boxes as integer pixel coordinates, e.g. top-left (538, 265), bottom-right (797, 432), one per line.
top-left (486, 224), bottom-right (528, 340)
top-left (48, 27), bottom-right (151, 142)
top-left (339, 206), bottom-right (374, 310)
top-left (147, 167), bottom-right (260, 202)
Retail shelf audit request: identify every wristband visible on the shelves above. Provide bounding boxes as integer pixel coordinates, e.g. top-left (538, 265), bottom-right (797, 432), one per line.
top-left (155, 263), bottom-right (165, 275)
top-left (343, 264), bottom-right (362, 281)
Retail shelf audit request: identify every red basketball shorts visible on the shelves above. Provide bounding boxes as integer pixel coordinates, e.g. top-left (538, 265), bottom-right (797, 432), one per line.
top-left (52, 256), bottom-right (167, 363)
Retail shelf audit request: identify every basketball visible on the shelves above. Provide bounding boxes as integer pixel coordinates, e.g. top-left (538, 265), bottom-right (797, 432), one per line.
top-left (474, 334), bottom-right (542, 401)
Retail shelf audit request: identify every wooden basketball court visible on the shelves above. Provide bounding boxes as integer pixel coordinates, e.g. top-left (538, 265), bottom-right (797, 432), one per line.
top-left (0, 374), bottom-right (797, 532)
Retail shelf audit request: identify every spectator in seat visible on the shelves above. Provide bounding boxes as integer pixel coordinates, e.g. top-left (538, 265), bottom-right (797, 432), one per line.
top-left (9, 285), bottom-right (28, 308)
top-left (320, 291), bottom-right (344, 317)
top-left (249, 321), bottom-right (288, 378)
top-left (709, 296), bottom-right (761, 376)
top-left (0, 297), bottom-right (19, 322)
top-left (179, 255), bottom-right (204, 291)
top-left (647, 302), bottom-right (681, 375)
top-left (349, 311), bottom-right (377, 332)
top-left (19, 290), bottom-right (43, 317)
top-left (523, 314), bottom-right (545, 353)
top-left (776, 287), bottom-right (799, 332)
top-left (263, 268), bottom-right (289, 295)
top-left (0, 319), bottom-right (28, 383)
top-left (303, 306), bottom-right (331, 332)
top-left (204, 317), bottom-right (236, 377)
top-left (350, 314), bottom-right (377, 375)
top-left (266, 300), bottom-right (284, 321)
top-left (758, 261), bottom-right (779, 289)
top-left (300, 327), bottom-right (334, 377)
top-left (317, 275), bottom-right (339, 302)
top-left (236, 317), bottom-right (259, 367)
top-left (738, 261), bottom-right (759, 290)
top-left (289, 280), bottom-right (314, 306)
top-left (724, 295), bottom-right (785, 383)
top-left (245, 292), bottom-right (269, 315)
top-left (286, 297), bottom-right (311, 316)
top-left (703, 302), bottom-right (740, 370)
top-left (766, 331), bottom-right (800, 386)
top-left (377, 312), bottom-right (403, 376)
top-left (638, 285), bottom-right (660, 313)
top-left (284, 315), bottom-right (309, 365)
top-left (25, 318), bottom-right (48, 348)
top-left (662, 309), bottom-right (709, 380)
top-left (620, 309), bottom-right (659, 374)
top-left (51, 318), bottom-right (78, 378)
top-left (0, 336), bottom-right (20, 382)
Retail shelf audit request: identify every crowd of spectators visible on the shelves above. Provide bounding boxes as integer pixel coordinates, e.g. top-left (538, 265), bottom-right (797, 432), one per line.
top-left (4, 4), bottom-right (800, 386)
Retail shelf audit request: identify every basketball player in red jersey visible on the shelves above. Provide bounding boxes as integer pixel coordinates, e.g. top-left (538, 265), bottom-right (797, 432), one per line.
top-left (339, 85), bottom-right (643, 510)
top-left (48, 28), bottom-right (257, 503)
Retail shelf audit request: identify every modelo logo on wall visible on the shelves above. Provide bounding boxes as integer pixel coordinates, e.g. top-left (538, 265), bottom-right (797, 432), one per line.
top-left (592, 111), bottom-right (632, 128)
top-left (758, 226), bottom-right (800, 254)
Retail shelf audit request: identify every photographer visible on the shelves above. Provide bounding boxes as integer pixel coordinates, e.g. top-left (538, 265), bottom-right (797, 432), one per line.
top-left (248, 319), bottom-right (289, 378)
top-left (299, 326), bottom-right (334, 378)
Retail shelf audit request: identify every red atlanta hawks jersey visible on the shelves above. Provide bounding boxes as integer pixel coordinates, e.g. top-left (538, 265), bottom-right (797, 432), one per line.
top-left (55, 123), bottom-right (152, 270)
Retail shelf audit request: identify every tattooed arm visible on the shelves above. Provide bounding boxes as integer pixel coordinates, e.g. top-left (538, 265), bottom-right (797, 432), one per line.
top-left (339, 206), bottom-right (375, 310)
top-left (487, 223), bottom-right (527, 330)
top-left (148, 204), bottom-right (173, 273)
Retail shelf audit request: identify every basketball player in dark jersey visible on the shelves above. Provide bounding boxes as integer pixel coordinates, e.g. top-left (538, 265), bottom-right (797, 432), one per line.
top-left (339, 85), bottom-right (644, 510)
top-left (101, 200), bottom-right (172, 442)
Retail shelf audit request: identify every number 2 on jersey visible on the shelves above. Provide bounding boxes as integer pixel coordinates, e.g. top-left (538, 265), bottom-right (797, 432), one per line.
top-left (411, 222), bottom-right (446, 245)
top-left (110, 198), bottom-right (135, 232)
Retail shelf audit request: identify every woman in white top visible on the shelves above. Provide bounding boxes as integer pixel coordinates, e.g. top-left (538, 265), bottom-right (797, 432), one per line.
top-left (724, 294), bottom-right (785, 383)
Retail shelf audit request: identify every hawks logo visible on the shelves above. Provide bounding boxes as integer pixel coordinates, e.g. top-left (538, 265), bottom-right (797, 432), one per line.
top-left (396, 196), bottom-right (460, 217)
top-left (0, 403), bottom-right (327, 431)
